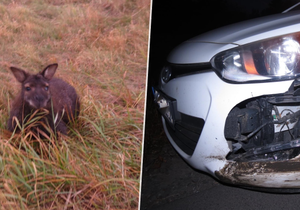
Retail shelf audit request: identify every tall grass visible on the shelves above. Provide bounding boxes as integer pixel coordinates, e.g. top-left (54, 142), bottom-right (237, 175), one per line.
top-left (0, 0), bottom-right (149, 209)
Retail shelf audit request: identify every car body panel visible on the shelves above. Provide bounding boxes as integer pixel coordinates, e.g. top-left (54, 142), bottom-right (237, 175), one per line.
top-left (168, 11), bottom-right (300, 64)
top-left (167, 42), bottom-right (238, 64)
top-left (161, 71), bottom-right (293, 175)
top-left (216, 159), bottom-right (300, 188)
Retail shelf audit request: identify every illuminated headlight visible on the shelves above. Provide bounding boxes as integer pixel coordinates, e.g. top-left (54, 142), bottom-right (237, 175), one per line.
top-left (211, 33), bottom-right (300, 82)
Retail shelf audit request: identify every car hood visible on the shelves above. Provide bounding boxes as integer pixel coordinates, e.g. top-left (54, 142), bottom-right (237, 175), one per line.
top-left (167, 11), bottom-right (300, 64)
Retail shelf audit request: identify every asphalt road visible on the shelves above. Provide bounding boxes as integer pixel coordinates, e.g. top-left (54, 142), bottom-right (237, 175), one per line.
top-left (140, 96), bottom-right (300, 210)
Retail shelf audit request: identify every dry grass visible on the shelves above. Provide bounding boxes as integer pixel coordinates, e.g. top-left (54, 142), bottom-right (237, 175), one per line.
top-left (0, 0), bottom-right (149, 209)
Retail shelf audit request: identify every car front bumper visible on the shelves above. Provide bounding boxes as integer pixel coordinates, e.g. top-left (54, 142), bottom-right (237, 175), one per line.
top-left (154, 70), bottom-right (300, 188)
top-left (216, 158), bottom-right (300, 188)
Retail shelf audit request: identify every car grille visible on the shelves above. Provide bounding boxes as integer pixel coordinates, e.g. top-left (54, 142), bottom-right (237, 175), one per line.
top-left (165, 113), bottom-right (204, 155)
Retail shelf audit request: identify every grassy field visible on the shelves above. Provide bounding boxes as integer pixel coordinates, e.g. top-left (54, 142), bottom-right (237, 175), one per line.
top-left (0, 0), bottom-right (149, 209)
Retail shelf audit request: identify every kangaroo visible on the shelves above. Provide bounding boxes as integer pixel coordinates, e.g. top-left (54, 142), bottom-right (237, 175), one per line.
top-left (7, 63), bottom-right (80, 136)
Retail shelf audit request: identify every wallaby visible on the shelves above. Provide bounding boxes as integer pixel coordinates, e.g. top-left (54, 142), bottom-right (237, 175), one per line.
top-left (7, 63), bottom-right (80, 136)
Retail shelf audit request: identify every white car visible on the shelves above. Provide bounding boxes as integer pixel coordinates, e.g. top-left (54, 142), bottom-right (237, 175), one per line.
top-left (153, 8), bottom-right (300, 189)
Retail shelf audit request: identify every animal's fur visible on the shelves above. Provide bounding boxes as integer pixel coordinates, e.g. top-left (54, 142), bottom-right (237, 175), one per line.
top-left (7, 63), bottom-right (80, 136)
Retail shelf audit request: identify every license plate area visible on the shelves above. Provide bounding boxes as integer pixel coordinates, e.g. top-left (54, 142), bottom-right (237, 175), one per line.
top-left (152, 87), bottom-right (180, 129)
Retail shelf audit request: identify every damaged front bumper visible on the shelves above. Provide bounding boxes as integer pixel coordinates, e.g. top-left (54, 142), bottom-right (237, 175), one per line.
top-left (216, 157), bottom-right (300, 188)
top-left (217, 78), bottom-right (300, 189)
top-left (155, 69), bottom-right (300, 189)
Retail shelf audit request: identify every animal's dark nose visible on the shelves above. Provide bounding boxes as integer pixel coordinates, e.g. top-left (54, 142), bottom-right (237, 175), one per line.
top-left (34, 95), bottom-right (44, 102)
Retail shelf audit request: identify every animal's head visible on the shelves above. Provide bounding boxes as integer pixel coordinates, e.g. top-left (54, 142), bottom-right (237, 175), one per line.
top-left (10, 64), bottom-right (58, 109)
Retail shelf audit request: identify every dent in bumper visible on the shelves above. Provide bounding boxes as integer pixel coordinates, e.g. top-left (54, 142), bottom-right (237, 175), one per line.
top-left (215, 158), bottom-right (300, 188)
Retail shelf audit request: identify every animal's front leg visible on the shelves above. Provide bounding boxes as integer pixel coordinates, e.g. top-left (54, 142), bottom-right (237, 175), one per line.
top-left (56, 121), bottom-right (68, 135)
top-left (7, 108), bottom-right (23, 132)
top-left (7, 117), bottom-right (15, 132)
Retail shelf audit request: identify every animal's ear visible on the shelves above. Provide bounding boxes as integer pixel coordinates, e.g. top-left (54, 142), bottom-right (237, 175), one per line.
top-left (10, 67), bottom-right (29, 83)
top-left (41, 63), bottom-right (58, 80)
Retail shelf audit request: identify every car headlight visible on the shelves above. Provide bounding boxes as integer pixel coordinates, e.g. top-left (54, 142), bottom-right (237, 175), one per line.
top-left (211, 33), bottom-right (300, 82)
